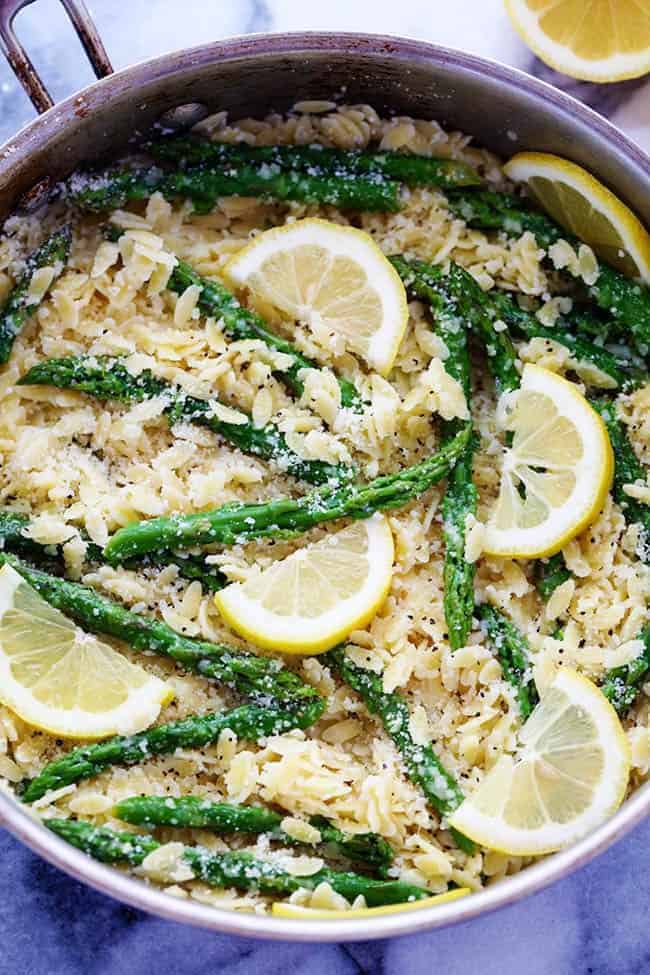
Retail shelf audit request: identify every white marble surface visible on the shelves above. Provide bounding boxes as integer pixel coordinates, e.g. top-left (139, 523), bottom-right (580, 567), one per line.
top-left (0, 2), bottom-right (648, 973)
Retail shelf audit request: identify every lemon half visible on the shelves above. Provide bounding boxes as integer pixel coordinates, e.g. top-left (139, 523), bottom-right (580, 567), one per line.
top-left (483, 364), bottom-right (613, 559)
top-left (224, 218), bottom-right (409, 376)
top-left (214, 514), bottom-right (394, 655)
top-left (272, 887), bottom-right (470, 919)
top-left (504, 0), bottom-right (650, 83)
top-left (0, 563), bottom-right (172, 738)
top-left (504, 152), bottom-right (650, 281)
top-left (449, 668), bottom-right (630, 855)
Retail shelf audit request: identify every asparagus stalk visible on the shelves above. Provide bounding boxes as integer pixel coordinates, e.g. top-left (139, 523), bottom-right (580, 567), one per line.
top-left (325, 647), bottom-right (474, 854)
top-left (19, 356), bottom-right (351, 487)
top-left (535, 553), bottom-right (572, 602)
top-left (150, 136), bottom-right (481, 190)
top-left (391, 255), bottom-right (518, 395)
top-left (485, 288), bottom-right (643, 391)
top-left (167, 258), bottom-right (362, 411)
top-left (390, 259), bottom-right (587, 622)
top-left (441, 441), bottom-right (477, 651)
top-left (185, 848), bottom-right (426, 906)
top-left (561, 309), bottom-right (615, 344)
top-left (0, 553), bottom-right (320, 713)
top-left (0, 509), bottom-right (79, 565)
top-left (21, 699), bottom-right (324, 803)
top-left (601, 623), bottom-right (650, 715)
top-left (446, 189), bottom-right (650, 348)
top-left (392, 256), bottom-right (645, 392)
top-left (476, 604), bottom-right (539, 719)
top-left (397, 257), bottom-right (575, 612)
top-left (592, 398), bottom-right (649, 562)
top-left (149, 553), bottom-right (226, 593)
top-left (115, 794), bottom-right (281, 832)
top-left (391, 255), bottom-right (477, 649)
top-left (391, 254), bottom-right (640, 391)
top-left (103, 424), bottom-right (472, 563)
top-left (114, 797), bottom-right (393, 874)
top-left (402, 263), bottom-right (650, 612)
top-left (67, 163), bottom-right (402, 214)
top-left (588, 401), bottom-right (648, 716)
top-left (0, 227), bottom-right (71, 363)
top-left (46, 819), bottom-right (429, 906)
top-left (48, 818), bottom-right (159, 863)
top-left (307, 815), bottom-right (393, 875)
top-left (0, 509), bottom-right (226, 592)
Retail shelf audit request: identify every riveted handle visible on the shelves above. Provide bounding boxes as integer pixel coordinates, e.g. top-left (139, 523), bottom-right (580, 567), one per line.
top-left (0, 0), bottom-right (112, 113)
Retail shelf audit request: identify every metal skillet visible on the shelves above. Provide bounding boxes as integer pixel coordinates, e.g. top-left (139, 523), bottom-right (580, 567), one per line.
top-left (0, 0), bottom-right (647, 941)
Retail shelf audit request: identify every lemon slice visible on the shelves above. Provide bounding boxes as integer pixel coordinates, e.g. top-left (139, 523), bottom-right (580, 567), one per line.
top-left (0, 563), bottom-right (172, 738)
top-left (224, 218), bottom-right (409, 376)
top-left (503, 152), bottom-right (650, 281)
top-left (483, 364), bottom-right (613, 558)
top-left (214, 514), bottom-right (394, 655)
top-left (272, 888), bottom-right (470, 919)
top-left (504, 0), bottom-right (650, 82)
top-left (449, 668), bottom-right (630, 855)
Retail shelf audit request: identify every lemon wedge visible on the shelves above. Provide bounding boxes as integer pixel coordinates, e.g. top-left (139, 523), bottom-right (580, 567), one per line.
top-left (0, 563), bottom-right (172, 738)
top-left (483, 364), bottom-right (613, 559)
top-left (504, 152), bottom-right (650, 281)
top-left (448, 668), bottom-right (630, 855)
top-left (214, 514), bottom-right (394, 655)
top-left (224, 218), bottom-right (409, 376)
top-left (504, 0), bottom-right (650, 82)
top-left (272, 887), bottom-right (470, 919)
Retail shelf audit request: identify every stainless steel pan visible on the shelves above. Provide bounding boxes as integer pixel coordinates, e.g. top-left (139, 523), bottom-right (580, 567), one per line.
top-left (0, 0), bottom-right (647, 941)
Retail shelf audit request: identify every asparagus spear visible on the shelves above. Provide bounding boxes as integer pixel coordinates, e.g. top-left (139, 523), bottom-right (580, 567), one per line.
top-left (391, 255), bottom-right (477, 649)
top-left (476, 605), bottom-right (539, 719)
top-left (391, 254), bottom-right (640, 391)
top-left (601, 623), bottom-right (650, 715)
top-left (391, 259), bottom-right (594, 624)
top-left (446, 189), bottom-right (650, 348)
top-left (21, 699), bottom-right (324, 803)
top-left (46, 819), bottom-right (429, 906)
top-left (590, 404), bottom-right (648, 713)
top-left (325, 647), bottom-right (474, 854)
top-left (0, 509), bottom-right (75, 565)
top-left (150, 136), bottom-right (481, 190)
top-left (559, 308), bottom-right (615, 344)
top-left (392, 256), bottom-right (645, 392)
top-left (485, 288), bottom-right (643, 391)
top-left (535, 553), bottom-right (572, 602)
top-left (0, 227), bottom-right (71, 363)
top-left (592, 398), bottom-right (649, 562)
top-left (395, 257), bottom-right (575, 614)
top-left (114, 797), bottom-right (393, 874)
top-left (391, 255), bottom-right (517, 395)
top-left (0, 509), bottom-right (226, 592)
top-left (307, 815), bottom-right (393, 875)
top-left (67, 163), bottom-right (401, 214)
top-left (115, 794), bottom-right (281, 832)
top-left (397, 262), bottom-right (648, 604)
top-left (0, 553), bottom-right (320, 712)
top-left (149, 552), bottom-right (226, 593)
top-left (167, 258), bottom-right (362, 411)
top-left (103, 424), bottom-right (472, 563)
top-left (47, 818), bottom-right (159, 863)
top-left (185, 848), bottom-right (427, 906)
top-left (19, 355), bottom-right (351, 487)
top-left (441, 445), bottom-right (477, 651)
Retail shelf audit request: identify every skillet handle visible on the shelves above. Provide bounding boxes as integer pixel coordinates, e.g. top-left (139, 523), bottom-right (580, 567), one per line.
top-left (0, 0), bottom-right (112, 113)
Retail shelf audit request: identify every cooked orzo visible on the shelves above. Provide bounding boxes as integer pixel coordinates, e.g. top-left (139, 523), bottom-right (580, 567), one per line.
top-left (0, 101), bottom-right (647, 916)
